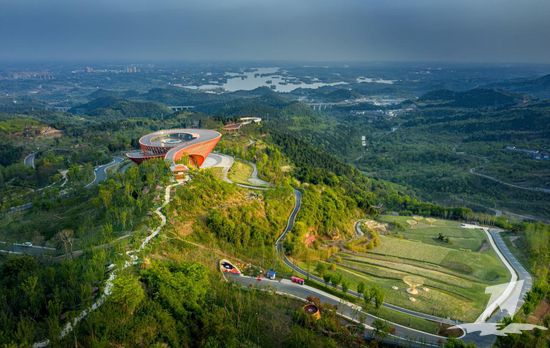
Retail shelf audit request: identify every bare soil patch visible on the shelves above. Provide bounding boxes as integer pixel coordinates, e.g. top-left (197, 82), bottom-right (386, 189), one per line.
top-left (528, 299), bottom-right (550, 324)
top-left (304, 233), bottom-right (316, 247)
top-left (477, 240), bottom-right (490, 252)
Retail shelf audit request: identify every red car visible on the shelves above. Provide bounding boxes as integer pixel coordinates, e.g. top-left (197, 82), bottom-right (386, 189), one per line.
top-left (291, 276), bottom-right (305, 285)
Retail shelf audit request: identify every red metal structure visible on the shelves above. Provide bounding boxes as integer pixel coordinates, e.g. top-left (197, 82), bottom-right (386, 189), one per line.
top-left (126, 129), bottom-right (221, 175)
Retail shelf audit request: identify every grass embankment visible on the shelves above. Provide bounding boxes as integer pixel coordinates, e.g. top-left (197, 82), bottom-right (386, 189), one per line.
top-left (303, 216), bottom-right (511, 322)
top-left (296, 273), bottom-right (443, 335)
top-left (500, 231), bottom-right (531, 270)
top-left (208, 167), bottom-right (225, 181)
top-left (228, 160), bottom-right (253, 185)
top-left (166, 170), bottom-right (294, 268)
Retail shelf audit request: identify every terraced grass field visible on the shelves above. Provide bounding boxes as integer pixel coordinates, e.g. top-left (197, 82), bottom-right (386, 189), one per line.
top-left (309, 216), bottom-right (510, 322)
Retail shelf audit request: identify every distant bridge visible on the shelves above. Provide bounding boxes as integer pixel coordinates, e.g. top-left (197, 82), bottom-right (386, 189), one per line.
top-left (307, 103), bottom-right (335, 111)
top-left (168, 105), bottom-right (195, 112)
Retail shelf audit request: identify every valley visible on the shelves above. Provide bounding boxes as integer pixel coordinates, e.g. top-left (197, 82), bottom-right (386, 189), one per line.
top-left (0, 63), bottom-right (548, 347)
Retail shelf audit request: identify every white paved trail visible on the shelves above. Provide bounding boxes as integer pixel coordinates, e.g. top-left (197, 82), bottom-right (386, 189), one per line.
top-left (476, 227), bottom-right (518, 323)
top-left (33, 152), bottom-right (265, 346)
top-left (32, 152), bottom-right (534, 346)
top-left (202, 153), bottom-right (269, 190)
top-left (33, 182), bottom-right (180, 348)
top-left (202, 153), bottom-right (234, 183)
top-left (243, 160), bottom-right (271, 187)
top-left (460, 224), bottom-right (531, 323)
top-left (354, 219), bottom-right (365, 237)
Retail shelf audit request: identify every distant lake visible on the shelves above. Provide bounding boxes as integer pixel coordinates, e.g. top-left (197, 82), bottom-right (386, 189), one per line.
top-left (182, 67), bottom-right (347, 93)
top-left (356, 76), bottom-right (396, 84)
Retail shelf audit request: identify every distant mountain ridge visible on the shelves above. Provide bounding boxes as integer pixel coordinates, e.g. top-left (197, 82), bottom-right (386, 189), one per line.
top-left (88, 89), bottom-right (140, 100)
top-left (486, 74), bottom-right (550, 99)
top-left (418, 88), bottom-right (521, 108)
top-left (70, 96), bottom-right (170, 118)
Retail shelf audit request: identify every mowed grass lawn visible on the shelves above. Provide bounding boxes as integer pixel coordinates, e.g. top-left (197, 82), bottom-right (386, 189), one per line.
top-left (377, 215), bottom-right (487, 251)
top-left (228, 160), bottom-right (253, 185)
top-left (309, 216), bottom-right (511, 322)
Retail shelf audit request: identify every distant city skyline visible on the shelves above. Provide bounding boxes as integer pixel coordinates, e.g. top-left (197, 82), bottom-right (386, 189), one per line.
top-left (1, 0), bottom-right (549, 64)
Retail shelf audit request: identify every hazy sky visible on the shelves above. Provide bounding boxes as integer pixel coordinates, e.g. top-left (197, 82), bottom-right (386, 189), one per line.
top-left (1, 0), bottom-right (549, 63)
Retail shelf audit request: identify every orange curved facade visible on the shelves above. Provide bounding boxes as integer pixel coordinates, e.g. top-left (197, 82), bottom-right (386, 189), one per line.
top-left (171, 138), bottom-right (219, 167)
top-left (126, 129), bottom-right (221, 173)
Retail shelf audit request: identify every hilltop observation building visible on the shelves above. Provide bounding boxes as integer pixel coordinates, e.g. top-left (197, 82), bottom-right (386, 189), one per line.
top-left (126, 129), bottom-right (221, 177)
top-left (222, 116), bottom-right (262, 132)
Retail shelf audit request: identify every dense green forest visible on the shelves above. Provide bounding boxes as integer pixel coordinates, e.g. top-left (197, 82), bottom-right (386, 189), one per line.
top-left (0, 79), bottom-right (549, 347)
top-left (70, 96), bottom-right (171, 119)
top-left (252, 91), bottom-right (550, 220)
top-left (0, 112), bottom-right (370, 346)
top-left (0, 159), bottom-right (171, 345)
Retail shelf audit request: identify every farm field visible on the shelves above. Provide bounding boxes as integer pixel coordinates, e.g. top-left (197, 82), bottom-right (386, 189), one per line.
top-left (306, 216), bottom-right (511, 322)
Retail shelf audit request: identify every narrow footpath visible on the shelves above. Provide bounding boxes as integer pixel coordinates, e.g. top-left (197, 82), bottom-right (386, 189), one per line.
top-left (33, 182), bottom-right (180, 347)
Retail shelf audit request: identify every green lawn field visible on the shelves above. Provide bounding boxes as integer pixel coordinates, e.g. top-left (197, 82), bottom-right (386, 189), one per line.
top-left (305, 216), bottom-right (511, 322)
top-left (228, 160), bottom-right (253, 185)
top-left (376, 215), bottom-right (487, 251)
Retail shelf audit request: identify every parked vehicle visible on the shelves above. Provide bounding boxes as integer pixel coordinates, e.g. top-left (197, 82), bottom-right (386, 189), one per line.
top-left (219, 259), bottom-right (241, 275)
top-left (266, 269), bottom-right (276, 280)
top-left (291, 276), bottom-right (304, 285)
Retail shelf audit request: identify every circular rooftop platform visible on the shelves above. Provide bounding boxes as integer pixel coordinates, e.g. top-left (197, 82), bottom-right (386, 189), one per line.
top-left (139, 129), bottom-right (205, 148)
top-left (127, 128), bottom-right (221, 169)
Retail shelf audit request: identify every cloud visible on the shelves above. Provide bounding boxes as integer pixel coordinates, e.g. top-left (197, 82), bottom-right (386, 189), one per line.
top-left (0, 0), bottom-right (549, 63)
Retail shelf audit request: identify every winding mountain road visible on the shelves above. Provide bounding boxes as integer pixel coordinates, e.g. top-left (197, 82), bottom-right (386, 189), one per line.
top-left (28, 154), bottom-right (536, 347)
top-left (485, 229), bottom-right (533, 322)
top-left (231, 188), bottom-right (454, 346)
top-left (275, 189), bottom-right (458, 326)
top-left (24, 152), bottom-right (36, 168)
top-left (267, 187), bottom-right (534, 346)
top-left (228, 273), bottom-right (447, 347)
top-left (469, 167), bottom-right (550, 194)
top-left (85, 156), bottom-right (125, 188)
top-left (7, 156), bottom-right (124, 217)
